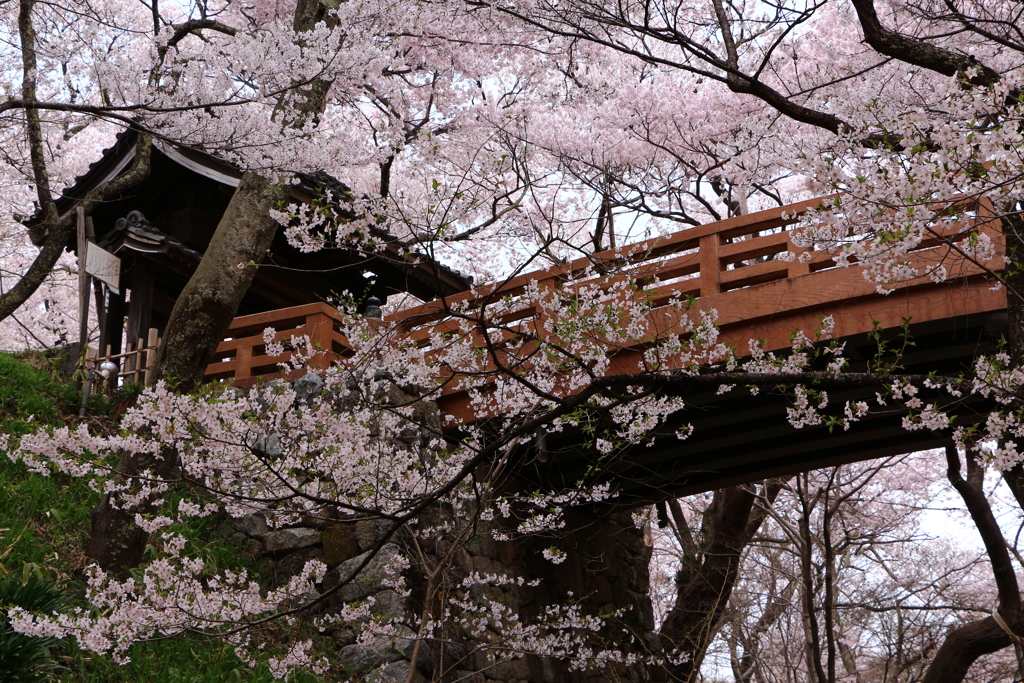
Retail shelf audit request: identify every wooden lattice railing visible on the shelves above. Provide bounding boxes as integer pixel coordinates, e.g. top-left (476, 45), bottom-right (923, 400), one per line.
top-left (204, 303), bottom-right (352, 388)
top-left (384, 195), bottom-right (1004, 354)
top-left (88, 195), bottom-right (1006, 419)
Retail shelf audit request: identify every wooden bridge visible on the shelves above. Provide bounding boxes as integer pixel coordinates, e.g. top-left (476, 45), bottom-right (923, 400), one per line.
top-left (109, 196), bottom-right (1009, 501)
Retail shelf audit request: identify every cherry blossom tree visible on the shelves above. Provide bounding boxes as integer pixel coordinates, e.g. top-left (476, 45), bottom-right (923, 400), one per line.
top-left (5, 0), bottom-right (1024, 679)
top-left (711, 455), bottom-right (1020, 683)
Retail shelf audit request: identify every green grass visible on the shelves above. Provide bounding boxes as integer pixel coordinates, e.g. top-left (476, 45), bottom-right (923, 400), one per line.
top-left (0, 576), bottom-right (64, 682)
top-left (0, 352), bottom-right (80, 435)
top-left (0, 353), bottom-right (327, 682)
top-left (0, 352), bottom-right (93, 582)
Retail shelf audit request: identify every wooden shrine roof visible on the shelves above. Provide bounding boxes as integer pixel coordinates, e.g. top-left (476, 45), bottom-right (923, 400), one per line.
top-left (27, 129), bottom-right (472, 318)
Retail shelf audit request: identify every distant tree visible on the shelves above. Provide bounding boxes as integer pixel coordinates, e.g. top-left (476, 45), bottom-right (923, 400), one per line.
top-left (672, 455), bottom-right (1022, 683)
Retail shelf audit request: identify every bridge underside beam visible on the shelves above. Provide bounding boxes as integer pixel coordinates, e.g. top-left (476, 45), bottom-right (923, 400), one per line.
top-left (518, 310), bottom-right (1004, 507)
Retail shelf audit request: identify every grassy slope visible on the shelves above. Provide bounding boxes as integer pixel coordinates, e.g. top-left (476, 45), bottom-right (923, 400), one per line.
top-left (0, 353), bottom-right (313, 682)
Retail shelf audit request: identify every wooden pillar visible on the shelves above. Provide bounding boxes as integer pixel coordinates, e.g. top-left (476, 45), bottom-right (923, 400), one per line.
top-left (126, 265), bottom-right (154, 358)
top-left (528, 276), bottom-right (557, 370)
top-left (143, 328), bottom-right (159, 385)
top-left (125, 265), bottom-right (154, 376)
top-left (103, 286), bottom-right (127, 360)
top-left (699, 233), bottom-right (721, 296)
top-left (306, 311), bottom-right (334, 370)
top-left (235, 348), bottom-right (253, 383)
top-left (84, 346), bottom-right (98, 371)
top-left (76, 207), bottom-right (90, 364)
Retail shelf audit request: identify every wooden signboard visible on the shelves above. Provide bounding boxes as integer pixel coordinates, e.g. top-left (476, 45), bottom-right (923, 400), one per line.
top-left (86, 243), bottom-right (121, 293)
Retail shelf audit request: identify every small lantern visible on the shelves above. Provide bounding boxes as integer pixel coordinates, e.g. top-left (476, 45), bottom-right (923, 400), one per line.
top-left (98, 360), bottom-right (119, 379)
top-left (364, 296), bottom-right (382, 319)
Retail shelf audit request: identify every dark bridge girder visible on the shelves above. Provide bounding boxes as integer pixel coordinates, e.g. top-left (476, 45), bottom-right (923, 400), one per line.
top-left (520, 311), bottom-right (1004, 507)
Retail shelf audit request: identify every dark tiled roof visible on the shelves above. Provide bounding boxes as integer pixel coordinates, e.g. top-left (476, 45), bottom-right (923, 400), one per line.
top-left (26, 128), bottom-right (472, 296)
top-left (97, 210), bottom-right (202, 263)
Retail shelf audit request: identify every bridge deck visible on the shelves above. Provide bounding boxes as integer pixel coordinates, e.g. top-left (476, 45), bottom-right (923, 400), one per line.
top-left (203, 197), bottom-right (1007, 499)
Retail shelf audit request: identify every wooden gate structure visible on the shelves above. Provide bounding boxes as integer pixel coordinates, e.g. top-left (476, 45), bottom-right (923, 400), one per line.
top-left (96, 195), bottom-right (1009, 501)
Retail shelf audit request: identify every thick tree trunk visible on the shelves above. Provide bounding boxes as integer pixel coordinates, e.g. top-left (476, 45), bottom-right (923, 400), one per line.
top-left (920, 618), bottom-right (1011, 683)
top-left (150, 172), bottom-right (288, 389)
top-left (84, 445), bottom-right (177, 574)
top-left (659, 486), bottom-right (757, 682)
top-left (86, 172), bottom-right (287, 574)
top-left (656, 479), bottom-right (786, 681)
top-left (85, 0), bottom-right (334, 580)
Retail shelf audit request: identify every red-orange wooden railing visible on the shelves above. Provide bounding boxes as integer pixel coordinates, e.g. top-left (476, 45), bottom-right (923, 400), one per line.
top-left (204, 302), bottom-right (352, 388)
top-left (386, 195), bottom-right (1003, 350)
top-left (195, 195), bottom-right (1006, 411)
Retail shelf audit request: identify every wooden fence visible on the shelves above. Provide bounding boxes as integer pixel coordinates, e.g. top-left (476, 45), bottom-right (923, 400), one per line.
top-left (85, 327), bottom-right (161, 386)
top-left (204, 303), bottom-right (352, 388)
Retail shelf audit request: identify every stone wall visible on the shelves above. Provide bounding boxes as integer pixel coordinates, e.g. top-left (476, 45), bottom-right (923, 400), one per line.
top-left (221, 505), bottom-right (657, 683)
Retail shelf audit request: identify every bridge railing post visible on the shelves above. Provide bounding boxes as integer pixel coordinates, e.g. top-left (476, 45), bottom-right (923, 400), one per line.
top-left (699, 233), bottom-right (721, 296)
top-left (786, 228), bottom-right (812, 278)
top-left (532, 275), bottom-right (557, 337)
top-left (304, 311), bottom-right (336, 371)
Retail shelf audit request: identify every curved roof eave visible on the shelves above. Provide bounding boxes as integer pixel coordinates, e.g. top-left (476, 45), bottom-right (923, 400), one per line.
top-left (24, 129), bottom-right (472, 298)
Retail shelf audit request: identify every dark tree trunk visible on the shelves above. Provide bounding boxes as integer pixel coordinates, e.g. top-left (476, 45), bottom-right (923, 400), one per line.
top-left (84, 0), bottom-right (338, 578)
top-left (84, 446), bottom-right (177, 575)
top-left (920, 618), bottom-right (1011, 683)
top-left (660, 487), bottom-right (754, 681)
top-left (86, 172), bottom-right (288, 574)
top-left (658, 480), bottom-right (785, 682)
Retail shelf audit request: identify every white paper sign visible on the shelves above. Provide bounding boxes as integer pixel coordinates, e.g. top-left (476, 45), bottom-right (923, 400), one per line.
top-left (86, 243), bottom-right (121, 293)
